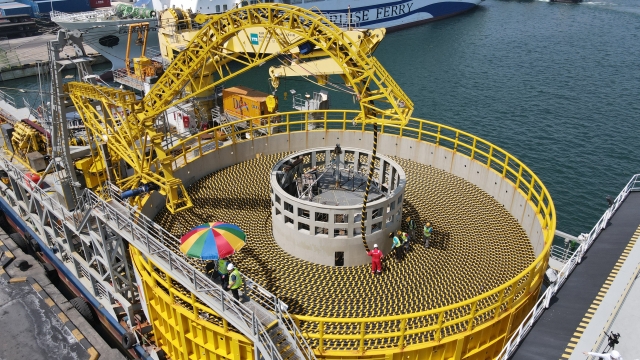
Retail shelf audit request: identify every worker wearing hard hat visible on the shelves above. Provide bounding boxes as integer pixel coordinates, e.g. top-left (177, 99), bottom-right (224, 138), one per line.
top-left (218, 258), bottom-right (230, 291)
top-left (227, 263), bottom-right (244, 301)
top-left (583, 350), bottom-right (622, 360)
top-left (402, 231), bottom-right (410, 252)
top-left (423, 222), bottom-right (433, 248)
top-left (367, 244), bottom-right (383, 275)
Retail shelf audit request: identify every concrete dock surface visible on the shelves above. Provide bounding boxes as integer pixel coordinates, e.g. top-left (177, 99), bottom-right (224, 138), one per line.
top-left (0, 33), bottom-right (105, 81)
top-left (0, 229), bottom-right (125, 360)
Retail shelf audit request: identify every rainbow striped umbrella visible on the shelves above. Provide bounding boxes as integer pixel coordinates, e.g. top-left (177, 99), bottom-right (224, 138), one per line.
top-left (180, 222), bottom-right (246, 260)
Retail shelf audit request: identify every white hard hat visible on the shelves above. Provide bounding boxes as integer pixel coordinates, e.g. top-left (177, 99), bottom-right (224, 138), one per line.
top-left (610, 350), bottom-right (620, 359)
top-left (227, 263), bottom-right (234, 271)
top-left (373, 244), bottom-right (378, 248)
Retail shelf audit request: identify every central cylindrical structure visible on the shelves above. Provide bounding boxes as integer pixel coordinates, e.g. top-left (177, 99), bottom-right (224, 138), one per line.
top-left (270, 147), bottom-right (406, 266)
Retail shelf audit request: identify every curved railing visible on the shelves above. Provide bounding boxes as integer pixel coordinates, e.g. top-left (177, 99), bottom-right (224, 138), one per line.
top-left (162, 110), bottom-right (556, 354)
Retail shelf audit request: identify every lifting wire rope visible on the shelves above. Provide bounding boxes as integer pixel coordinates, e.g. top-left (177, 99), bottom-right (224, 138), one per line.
top-left (360, 124), bottom-right (378, 253)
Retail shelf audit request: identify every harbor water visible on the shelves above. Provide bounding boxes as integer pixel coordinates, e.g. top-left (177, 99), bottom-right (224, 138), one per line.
top-left (2, 0), bottom-right (639, 241)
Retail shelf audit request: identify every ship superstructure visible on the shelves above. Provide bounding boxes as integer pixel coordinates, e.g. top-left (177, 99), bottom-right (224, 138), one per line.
top-left (52, 0), bottom-right (481, 70)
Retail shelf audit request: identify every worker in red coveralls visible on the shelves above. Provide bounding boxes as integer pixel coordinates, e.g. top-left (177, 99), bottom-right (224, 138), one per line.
top-left (367, 244), bottom-right (383, 275)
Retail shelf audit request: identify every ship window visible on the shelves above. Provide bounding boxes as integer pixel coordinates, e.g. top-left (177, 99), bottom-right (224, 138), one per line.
top-left (216, 5), bottom-right (220, 12)
top-left (223, 4), bottom-right (227, 10)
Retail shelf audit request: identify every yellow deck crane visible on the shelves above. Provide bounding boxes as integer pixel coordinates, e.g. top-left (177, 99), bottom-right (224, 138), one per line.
top-left (66, 4), bottom-right (414, 213)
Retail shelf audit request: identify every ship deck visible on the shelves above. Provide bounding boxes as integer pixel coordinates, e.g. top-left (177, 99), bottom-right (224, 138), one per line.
top-left (511, 191), bottom-right (640, 360)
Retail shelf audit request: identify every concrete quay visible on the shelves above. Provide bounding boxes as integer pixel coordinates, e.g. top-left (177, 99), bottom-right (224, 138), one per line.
top-left (0, 227), bottom-right (125, 359)
top-left (0, 33), bottom-right (108, 81)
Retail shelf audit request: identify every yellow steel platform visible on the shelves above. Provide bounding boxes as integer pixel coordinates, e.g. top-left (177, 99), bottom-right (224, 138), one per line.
top-left (130, 110), bottom-right (554, 360)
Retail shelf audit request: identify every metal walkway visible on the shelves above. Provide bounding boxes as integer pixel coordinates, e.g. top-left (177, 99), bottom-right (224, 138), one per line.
top-left (511, 191), bottom-right (640, 360)
top-left (0, 158), bottom-right (315, 360)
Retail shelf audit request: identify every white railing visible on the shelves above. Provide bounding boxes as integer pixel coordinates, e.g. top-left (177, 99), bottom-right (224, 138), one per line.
top-left (0, 89), bottom-right (16, 107)
top-left (550, 244), bottom-right (575, 263)
top-left (50, 9), bottom-right (116, 23)
top-left (497, 173), bottom-right (640, 359)
top-left (1, 158), bottom-right (315, 360)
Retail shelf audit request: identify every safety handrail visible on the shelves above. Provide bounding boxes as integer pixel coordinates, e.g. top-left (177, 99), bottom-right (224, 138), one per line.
top-left (276, 300), bottom-right (317, 360)
top-left (98, 182), bottom-right (314, 359)
top-left (0, 89), bottom-right (16, 107)
top-left (50, 9), bottom-right (116, 22)
top-left (167, 110), bottom-right (554, 234)
top-left (0, 158), bottom-right (292, 360)
top-left (496, 173), bottom-right (640, 359)
top-left (550, 244), bottom-right (575, 263)
top-left (163, 109), bottom-right (556, 351)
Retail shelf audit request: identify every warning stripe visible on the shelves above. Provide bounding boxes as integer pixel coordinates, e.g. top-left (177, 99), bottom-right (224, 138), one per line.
top-left (560, 226), bottom-right (640, 359)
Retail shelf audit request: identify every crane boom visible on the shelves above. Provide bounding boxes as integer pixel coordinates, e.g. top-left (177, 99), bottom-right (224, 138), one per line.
top-left (66, 4), bottom-right (413, 213)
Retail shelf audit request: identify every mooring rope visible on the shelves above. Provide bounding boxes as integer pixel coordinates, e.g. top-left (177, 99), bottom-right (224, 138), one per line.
top-left (360, 123), bottom-right (378, 253)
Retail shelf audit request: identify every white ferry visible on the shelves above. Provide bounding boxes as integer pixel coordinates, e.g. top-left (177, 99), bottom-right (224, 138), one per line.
top-left (51, 0), bottom-right (482, 70)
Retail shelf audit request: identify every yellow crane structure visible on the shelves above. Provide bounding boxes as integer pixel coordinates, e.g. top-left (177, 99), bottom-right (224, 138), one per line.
top-left (67, 3), bottom-right (414, 213)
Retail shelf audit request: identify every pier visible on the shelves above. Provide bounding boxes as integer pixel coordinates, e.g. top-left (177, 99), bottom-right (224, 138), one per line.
top-left (0, 34), bottom-right (107, 81)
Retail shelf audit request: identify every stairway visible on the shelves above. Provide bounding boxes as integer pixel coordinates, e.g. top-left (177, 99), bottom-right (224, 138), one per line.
top-left (268, 325), bottom-right (301, 360)
top-left (1, 158), bottom-right (316, 360)
top-left (78, 188), bottom-right (313, 360)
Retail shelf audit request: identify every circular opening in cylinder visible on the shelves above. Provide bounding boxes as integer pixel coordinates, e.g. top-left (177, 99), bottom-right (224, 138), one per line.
top-left (270, 146), bottom-right (406, 266)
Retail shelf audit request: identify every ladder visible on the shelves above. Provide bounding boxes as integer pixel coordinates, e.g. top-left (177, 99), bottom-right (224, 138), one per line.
top-left (213, 107), bottom-right (237, 138)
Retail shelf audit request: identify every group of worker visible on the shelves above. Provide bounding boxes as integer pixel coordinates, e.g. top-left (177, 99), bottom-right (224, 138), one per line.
top-left (207, 258), bottom-right (244, 301)
top-left (367, 217), bottom-right (433, 275)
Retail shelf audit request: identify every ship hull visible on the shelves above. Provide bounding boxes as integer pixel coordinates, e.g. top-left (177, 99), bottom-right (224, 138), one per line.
top-left (54, 0), bottom-right (480, 70)
top-left (0, 197), bottom-right (147, 360)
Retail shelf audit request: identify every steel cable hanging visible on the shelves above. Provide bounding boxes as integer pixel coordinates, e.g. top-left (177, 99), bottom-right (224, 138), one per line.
top-left (360, 123), bottom-right (378, 253)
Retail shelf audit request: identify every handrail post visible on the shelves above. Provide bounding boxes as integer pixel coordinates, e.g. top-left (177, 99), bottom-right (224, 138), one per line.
top-left (398, 318), bottom-right (407, 349)
top-left (502, 154), bottom-right (509, 177)
top-left (435, 311), bottom-right (445, 342)
top-left (468, 301), bottom-right (478, 331)
top-left (318, 321), bottom-right (325, 353)
top-left (191, 293), bottom-right (199, 317)
top-left (359, 321), bottom-right (366, 353)
top-left (494, 288), bottom-right (506, 319)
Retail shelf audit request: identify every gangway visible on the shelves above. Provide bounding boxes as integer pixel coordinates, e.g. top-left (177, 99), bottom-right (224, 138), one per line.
top-left (0, 157), bottom-right (316, 360)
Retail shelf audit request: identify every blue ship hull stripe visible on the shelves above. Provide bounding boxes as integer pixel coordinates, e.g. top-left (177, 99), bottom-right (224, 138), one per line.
top-left (321, 2), bottom-right (478, 27)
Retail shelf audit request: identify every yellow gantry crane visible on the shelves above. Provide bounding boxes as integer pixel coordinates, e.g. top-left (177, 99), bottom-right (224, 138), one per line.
top-left (67, 3), bottom-right (414, 213)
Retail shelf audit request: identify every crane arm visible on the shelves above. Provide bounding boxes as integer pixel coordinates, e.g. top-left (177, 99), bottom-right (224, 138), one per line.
top-left (64, 4), bottom-right (413, 214)
top-left (139, 4), bottom-right (412, 125)
top-left (66, 82), bottom-right (192, 213)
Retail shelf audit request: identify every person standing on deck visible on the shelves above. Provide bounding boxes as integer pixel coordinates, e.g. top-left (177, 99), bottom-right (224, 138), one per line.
top-left (228, 263), bottom-right (243, 301)
top-left (367, 244), bottom-right (383, 274)
top-left (423, 222), bottom-right (433, 248)
top-left (218, 258), bottom-right (230, 290)
top-left (402, 231), bottom-right (410, 253)
top-left (393, 231), bottom-right (403, 261)
top-left (407, 217), bottom-right (417, 242)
